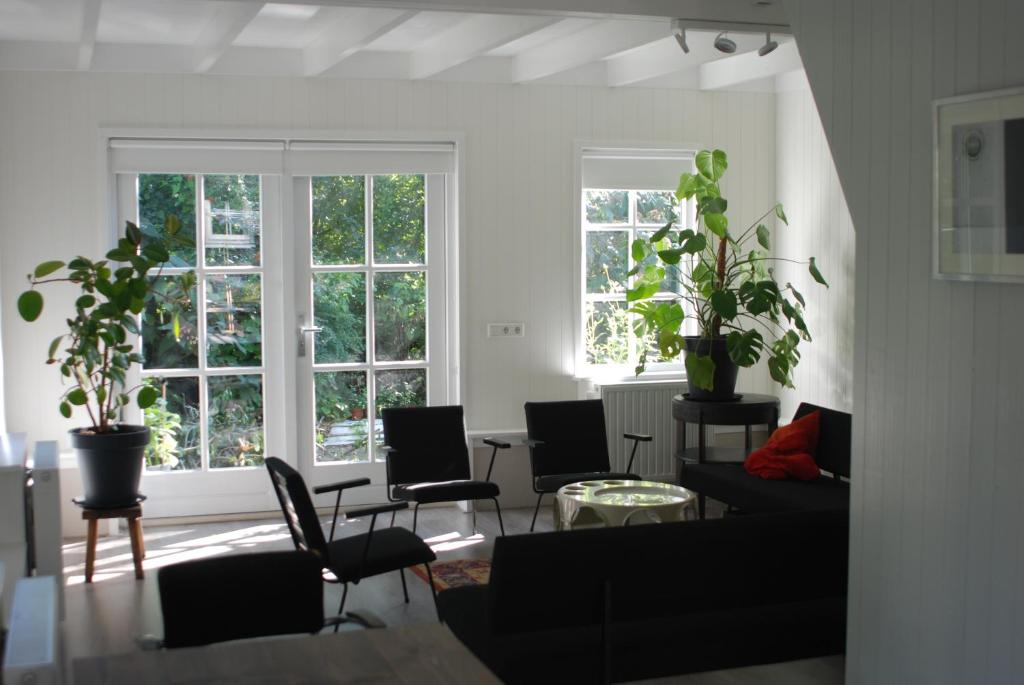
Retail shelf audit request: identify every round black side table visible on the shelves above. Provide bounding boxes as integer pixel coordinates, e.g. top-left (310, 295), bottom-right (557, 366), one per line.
top-left (672, 393), bottom-right (780, 519)
top-left (672, 393), bottom-right (780, 464)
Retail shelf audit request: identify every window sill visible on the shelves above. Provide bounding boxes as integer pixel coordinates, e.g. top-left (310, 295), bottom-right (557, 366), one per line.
top-left (574, 369), bottom-right (686, 385)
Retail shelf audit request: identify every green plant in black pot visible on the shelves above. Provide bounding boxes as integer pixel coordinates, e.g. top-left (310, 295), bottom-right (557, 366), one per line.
top-left (627, 149), bottom-right (828, 400)
top-left (18, 219), bottom-right (195, 507)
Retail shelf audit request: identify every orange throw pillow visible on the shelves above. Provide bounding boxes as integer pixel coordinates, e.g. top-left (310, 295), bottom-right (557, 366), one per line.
top-left (743, 410), bottom-right (821, 481)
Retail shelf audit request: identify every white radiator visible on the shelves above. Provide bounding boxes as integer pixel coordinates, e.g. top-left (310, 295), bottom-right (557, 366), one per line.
top-left (2, 575), bottom-right (61, 685)
top-left (598, 381), bottom-right (693, 480)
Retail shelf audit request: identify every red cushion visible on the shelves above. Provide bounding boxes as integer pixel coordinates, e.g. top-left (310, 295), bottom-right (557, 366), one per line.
top-left (744, 410), bottom-right (821, 481)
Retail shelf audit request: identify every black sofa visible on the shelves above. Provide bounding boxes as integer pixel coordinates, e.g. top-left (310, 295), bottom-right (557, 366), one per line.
top-left (437, 510), bottom-right (848, 684)
top-left (679, 402), bottom-right (851, 515)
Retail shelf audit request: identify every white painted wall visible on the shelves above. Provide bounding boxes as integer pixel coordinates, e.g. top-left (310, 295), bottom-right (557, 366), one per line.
top-left (774, 76), bottom-right (855, 421)
top-left (0, 72), bottom-right (776, 445)
top-left (786, 0), bottom-right (1024, 683)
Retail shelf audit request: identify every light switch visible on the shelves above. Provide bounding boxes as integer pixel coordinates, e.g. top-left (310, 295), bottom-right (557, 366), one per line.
top-left (487, 322), bottom-right (524, 338)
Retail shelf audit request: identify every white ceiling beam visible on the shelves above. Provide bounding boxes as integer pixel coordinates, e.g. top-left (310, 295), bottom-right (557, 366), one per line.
top-left (605, 36), bottom-right (707, 87)
top-left (698, 40), bottom-right (801, 90)
top-left (217, 0), bottom-right (789, 26)
top-left (193, 2), bottom-right (265, 73)
top-left (77, 0), bottom-right (102, 70)
top-left (302, 7), bottom-right (418, 77)
top-left (514, 20), bottom-right (666, 82)
top-left (410, 14), bottom-right (560, 80)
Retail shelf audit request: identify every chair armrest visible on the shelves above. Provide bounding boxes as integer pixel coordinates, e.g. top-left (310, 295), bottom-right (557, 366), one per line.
top-left (483, 437), bottom-right (511, 481)
top-left (623, 432), bottom-right (652, 442)
top-left (345, 501), bottom-right (408, 520)
top-left (313, 477), bottom-right (371, 495)
top-left (525, 438), bottom-right (544, 448)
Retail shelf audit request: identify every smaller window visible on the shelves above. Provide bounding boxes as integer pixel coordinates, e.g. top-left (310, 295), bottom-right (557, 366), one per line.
top-left (578, 149), bottom-right (694, 376)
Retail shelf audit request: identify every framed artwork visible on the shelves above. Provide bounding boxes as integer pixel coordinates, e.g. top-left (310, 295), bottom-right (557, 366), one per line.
top-left (934, 86), bottom-right (1024, 282)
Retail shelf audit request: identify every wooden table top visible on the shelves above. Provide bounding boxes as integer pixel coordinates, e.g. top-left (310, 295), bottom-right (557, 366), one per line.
top-left (73, 623), bottom-right (502, 685)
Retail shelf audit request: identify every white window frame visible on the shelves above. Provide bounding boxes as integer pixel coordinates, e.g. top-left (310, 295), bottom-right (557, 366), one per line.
top-left (573, 143), bottom-right (699, 382)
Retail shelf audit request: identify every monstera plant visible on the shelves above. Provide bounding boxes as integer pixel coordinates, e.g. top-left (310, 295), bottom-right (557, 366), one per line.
top-left (627, 149), bottom-right (827, 400)
top-left (18, 219), bottom-right (194, 506)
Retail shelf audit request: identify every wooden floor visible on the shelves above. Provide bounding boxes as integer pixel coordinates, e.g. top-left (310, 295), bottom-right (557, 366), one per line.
top-left (60, 501), bottom-right (843, 684)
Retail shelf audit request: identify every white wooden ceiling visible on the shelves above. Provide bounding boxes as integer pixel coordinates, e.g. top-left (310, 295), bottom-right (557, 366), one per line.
top-left (0, 0), bottom-right (801, 90)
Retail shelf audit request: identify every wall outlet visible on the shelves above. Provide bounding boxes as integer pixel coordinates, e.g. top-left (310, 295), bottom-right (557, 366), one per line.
top-left (487, 322), bottom-right (524, 338)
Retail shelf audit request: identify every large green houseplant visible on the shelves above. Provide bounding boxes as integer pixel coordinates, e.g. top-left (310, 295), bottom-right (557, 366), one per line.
top-left (627, 149), bottom-right (827, 399)
top-left (18, 219), bottom-right (194, 506)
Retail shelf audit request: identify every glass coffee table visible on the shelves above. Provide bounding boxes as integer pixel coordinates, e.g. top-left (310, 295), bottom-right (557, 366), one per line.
top-left (554, 479), bottom-right (697, 530)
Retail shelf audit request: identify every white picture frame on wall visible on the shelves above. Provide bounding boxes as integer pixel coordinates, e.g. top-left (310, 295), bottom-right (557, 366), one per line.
top-left (934, 86), bottom-right (1024, 282)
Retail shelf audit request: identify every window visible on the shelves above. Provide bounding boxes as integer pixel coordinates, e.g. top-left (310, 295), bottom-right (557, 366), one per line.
top-left (578, 148), bottom-right (694, 376)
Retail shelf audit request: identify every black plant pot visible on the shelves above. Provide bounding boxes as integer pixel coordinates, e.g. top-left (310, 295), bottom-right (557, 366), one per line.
top-left (70, 424), bottom-right (149, 508)
top-left (683, 336), bottom-right (739, 401)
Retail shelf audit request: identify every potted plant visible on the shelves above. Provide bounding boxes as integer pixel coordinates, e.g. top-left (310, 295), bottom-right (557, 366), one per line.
top-left (627, 149), bottom-right (828, 400)
top-left (17, 219), bottom-right (194, 507)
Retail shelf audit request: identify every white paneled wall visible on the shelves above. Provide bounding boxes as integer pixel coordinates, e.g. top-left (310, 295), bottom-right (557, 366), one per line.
top-left (786, 0), bottom-right (1024, 683)
top-left (775, 81), bottom-right (855, 421)
top-left (0, 72), bottom-right (776, 442)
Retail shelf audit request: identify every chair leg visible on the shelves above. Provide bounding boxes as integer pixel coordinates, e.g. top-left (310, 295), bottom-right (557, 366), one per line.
top-left (399, 568), bottom-right (409, 603)
top-left (390, 509), bottom-right (397, 528)
top-left (472, 505), bottom-right (477, 535)
top-left (530, 493), bottom-right (545, 532)
top-left (412, 503), bottom-right (420, 534)
top-left (335, 584), bottom-right (349, 633)
top-left (424, 564), bottom-right (441, 623)
top-left (698, 493), bottom-right (706, 520)
top-left (493, 498), bottom-right (505, 536)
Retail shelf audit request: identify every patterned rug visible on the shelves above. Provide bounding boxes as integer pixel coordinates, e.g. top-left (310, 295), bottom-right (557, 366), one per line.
top-left (412, 559), bottom-right (491, 592)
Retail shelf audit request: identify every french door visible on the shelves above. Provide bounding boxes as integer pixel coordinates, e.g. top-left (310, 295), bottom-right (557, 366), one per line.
top-left (293, 173), bottom-right (449, 504)
top-left (113, 138), bottom-right (455, 517)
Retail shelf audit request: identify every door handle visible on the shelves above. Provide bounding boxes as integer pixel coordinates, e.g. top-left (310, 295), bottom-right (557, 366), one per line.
top-left (298, 326), bottom-right (323, 357)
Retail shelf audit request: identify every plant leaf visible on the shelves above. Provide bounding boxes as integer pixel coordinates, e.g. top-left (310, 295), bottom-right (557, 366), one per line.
top-left (47, 335), bottom-right (63, 361)
top-left (774, 203), bottom-right (788, 225)
top-left (631, 238), bottom-right (646, 263)
top-left (17, 290), bottom-right (43, 321)
top-left (650, 220), bottom-right (673, 243)
top-left (702, 196), bottom-right (727, 215)
top-left (787, 283), bottom-right (806, 307)
top-left (675, 173), bottom-right (701, 200)
top-left (657, 248), bottom-right (684, 265)
top-left (756, 224), bottom-right (770, 250)
top-left (685, 353), bottom-right (716, 391)
top-left (809, 257), bottom-right (829, 287)
top-left (125, 221), bottom-right (143, 245)
top-left (695, 149), bottom-right (728, 182)
top-left (703, 213), bottom-right (728, 238)
top-left (709, 290), bottom-right (738, 321)
top-left (165, 214), bottom-right (181, 236)
top-left (59, 402), bottom-right (72, 419)
top-left (34, 260), bottom-right (65, 278)
top-left (683, 233), bottom-right (707, 254)
top-left (726, 329), bottom-right (763, 366)
top-left (67, 388), bottom-right (88, 406)
top-left (137, 385), bottom-right (159, 409)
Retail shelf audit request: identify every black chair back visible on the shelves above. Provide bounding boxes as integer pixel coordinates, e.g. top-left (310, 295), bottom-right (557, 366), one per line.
top-left (159, 551), bottom-right (324, 648)
top-left (265, 457), bottom-right (329, 559)
top-left (524, 400), bottom-right (611, 478)
top-left (381, 406), bottom-right (471, 485)
top-left (793, 403), bottom-right (851, 478)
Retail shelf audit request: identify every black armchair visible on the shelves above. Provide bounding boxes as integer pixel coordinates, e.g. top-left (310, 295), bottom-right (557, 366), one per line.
top-left (158, 551), bottom-right (384, 649)
top-left (265, 458), bottom-right (438, 621)
top-left (524, 399), bottom-right (650, 531)
top-left (381, 405), bottom-right (508, 536)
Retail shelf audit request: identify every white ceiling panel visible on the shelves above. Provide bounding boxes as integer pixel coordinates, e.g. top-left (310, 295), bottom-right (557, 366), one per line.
top-left (485, 17), bottom-right (593, 57)
top-left (365, 11), bottom-right (473, 53)
top-left (232, 3), bottom-right (326, 50)
top-left (0, 0), bottom-right (81, 42)
top-left (97, 0), bottom-right (225, 45)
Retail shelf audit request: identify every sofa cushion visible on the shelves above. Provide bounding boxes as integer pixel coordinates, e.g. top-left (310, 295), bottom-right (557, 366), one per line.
top-left (679, 462), bottom-right (849, 512)
top-left (440, 594), bottom-right (847, 684)
top-left (744, 410), bottom-right (821, 480)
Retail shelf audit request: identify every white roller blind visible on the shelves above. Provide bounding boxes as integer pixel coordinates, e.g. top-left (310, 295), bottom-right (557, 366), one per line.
top-left (288, 141), bottom-right (456, 175)
top-left (581, 148), bottom-right (693, 191)
top-left (109, 139), bottom-right (285, 174)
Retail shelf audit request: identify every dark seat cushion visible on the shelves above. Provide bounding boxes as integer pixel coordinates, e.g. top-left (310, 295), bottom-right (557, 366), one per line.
top-left (393, 479), bottom-right (499, 504)
top-left (535, 471), bottom-right (640, 493)
top-left (440, 586), bottom-right (846, 684)
top-left (326, 527), bottom-right (435, 582)
top-left (679, 462), bottom-right (849, 512)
